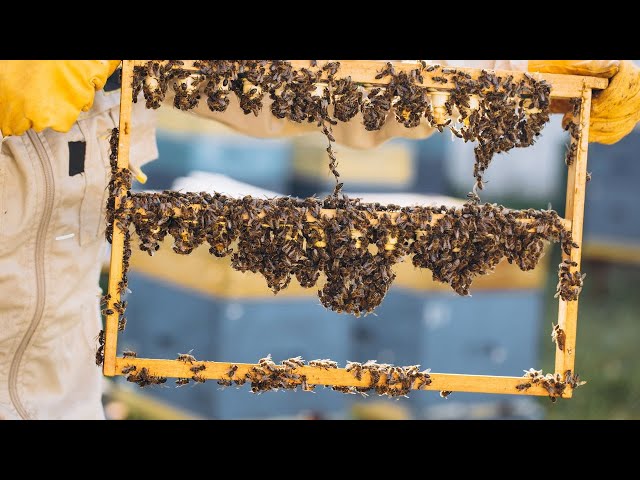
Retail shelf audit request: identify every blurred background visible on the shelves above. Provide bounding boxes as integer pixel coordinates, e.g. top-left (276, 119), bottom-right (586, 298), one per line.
top-left (100, 80), bottom-right (640, 420)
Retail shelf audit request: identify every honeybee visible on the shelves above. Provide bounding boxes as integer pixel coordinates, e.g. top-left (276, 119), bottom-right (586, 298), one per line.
top-left (234, 376), bottom-right (247, 387)
top-left (301, 375), bottom-right (316, 392)
top-left (95, 347), bottom-right (104, 367)
top-left (281, 356), bottom-right (305, 369)
top-left (332, 386), bottom-right (356, 395)
top-left (308, 359), bottom-right (338, 370)
top-left (551, 323), bottom-right (566, 351)
top-left (177, 350), bottom-right (196, 363)
top-left (258, 354), bottom-right (274, 365)
top-left (190, 364), bottom-right (206, 373)
top-left (345, 361), bottom-right (363, 381)
top-left (121, 365), bottom-right (137, 375)
top-left (95, 330), bottom-right (106, 366)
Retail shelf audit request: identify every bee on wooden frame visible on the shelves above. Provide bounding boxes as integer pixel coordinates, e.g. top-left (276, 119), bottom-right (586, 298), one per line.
top-left (551, 323), bottom-right (566, 351)
top-left (121, 365), bottom-right (137, 375)
top-left (177, 350), bottom-right (197, 363)
top-left (281, 356), bottom-right (305, 369)
top-left (309, 359), bottom-right (338, 370)
top-left (190, 364), bottom-right (206, 373)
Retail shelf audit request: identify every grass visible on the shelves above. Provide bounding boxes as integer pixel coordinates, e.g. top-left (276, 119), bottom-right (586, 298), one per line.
top-left (537, 251), bottom-right (640, 419)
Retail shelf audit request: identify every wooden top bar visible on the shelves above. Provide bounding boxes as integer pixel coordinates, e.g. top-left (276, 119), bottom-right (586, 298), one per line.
top-left (132, 60), bottom-right (608, 99)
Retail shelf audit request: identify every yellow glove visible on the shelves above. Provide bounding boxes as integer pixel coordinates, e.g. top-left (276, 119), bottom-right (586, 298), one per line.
top-left (0, 60), bottom-right (121, 137)
top-left (529, 60), bottom-right (640, 144)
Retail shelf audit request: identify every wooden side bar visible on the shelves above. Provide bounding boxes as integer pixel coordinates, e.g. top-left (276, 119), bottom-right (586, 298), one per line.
top-left (554, 83), bottom-right (592, 395)
top-left (103, 60), bottom-right (134, 377)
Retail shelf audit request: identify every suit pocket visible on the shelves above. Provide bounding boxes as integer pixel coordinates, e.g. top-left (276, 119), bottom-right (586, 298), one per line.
top-left (76, 108), bottom-right (119, 246)
top-left (0, 138), bottom-right (39, 257)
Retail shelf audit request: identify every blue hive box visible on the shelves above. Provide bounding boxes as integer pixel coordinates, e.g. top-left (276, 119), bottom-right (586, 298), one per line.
top-left (121, 269), bottom-right (543, 419)
top-left (583, 130), bottom-right (640, 264)
top-left (348, 288), bottom-right (542, 418)
top-left (120, 271), bottom-right (352, 419)
top-left (189, 135), bottom-right (293, 194)
top-left (139, 130), bottom-right (293, 194)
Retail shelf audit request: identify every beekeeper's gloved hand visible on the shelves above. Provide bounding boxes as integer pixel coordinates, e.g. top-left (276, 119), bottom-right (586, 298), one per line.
top-left (529, 60), bottom-right (640, 144)
top-left (0, 60), bottom-right (121, 137)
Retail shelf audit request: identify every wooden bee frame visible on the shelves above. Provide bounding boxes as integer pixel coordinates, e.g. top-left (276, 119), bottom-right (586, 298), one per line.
top-left (103, 60), bottom-right (607, 399)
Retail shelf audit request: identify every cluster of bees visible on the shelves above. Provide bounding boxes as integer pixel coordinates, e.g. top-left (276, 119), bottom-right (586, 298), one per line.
top-left (175, 351), bottom-right (207, 385)
top-left (94, 293), bottom-right (128, 367)
top-left (100, 293), bottom-right (128, 331)
top-left (119, 352), bottom-right (169, 387)
top-left (192, 355), bottom-right (432, 398)
top-left (95, 329), bottom-right (105, 366)
top-left (105, 184), bottom-right (582, 316)
top-left (114, 349), bottom-right (587, 405)
top-left (115, 353), bottom-right (434, 397)
top-left (564, 98), bottom-right (583, 166)
top-left (555, 259), bottom-right (586, 302)
top-left (517, 368), bottom-right (586, 402)
top-left (131, 60), bottom-right (553, 192)
top-left (106, 128), bottom-right (129, 245)
top-left (124, 367), bottom-right (168, 387)
top-left (551, 323), bottom-right (566, 352)
top-left (239, 355), bottom-right (314, 394)
top-left (107, 128), bottom-right (133, 299)
top-left (340, 360), bottom-right (432, 398)
top-left (105, 62), bottom-right (581, 319)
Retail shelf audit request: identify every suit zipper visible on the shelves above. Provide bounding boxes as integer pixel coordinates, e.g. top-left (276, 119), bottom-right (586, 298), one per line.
top-left (8, 130), bottom-right (55, 419)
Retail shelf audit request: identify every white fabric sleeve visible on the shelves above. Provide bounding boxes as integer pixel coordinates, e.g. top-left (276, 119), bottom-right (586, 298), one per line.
top-left (167, 89), bottom-right (438, 150)
top-left (167, 60), bottom-right (528, 149)
top-left (436, 60), bottom-right (528, 71)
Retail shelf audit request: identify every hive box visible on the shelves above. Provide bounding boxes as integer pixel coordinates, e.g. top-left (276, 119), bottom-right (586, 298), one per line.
top-left (583, 130), bottom-right (640, 265)
top-left (122, 272), bottom-right (351, 419)
top-left (141, 108), bottom-right (294, 194)
top-left (350, 289), bottom-right (543, 419)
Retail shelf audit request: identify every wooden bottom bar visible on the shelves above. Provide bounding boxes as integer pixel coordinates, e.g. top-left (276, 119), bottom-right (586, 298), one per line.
top-left (112, 357), bottom-right (574, 398)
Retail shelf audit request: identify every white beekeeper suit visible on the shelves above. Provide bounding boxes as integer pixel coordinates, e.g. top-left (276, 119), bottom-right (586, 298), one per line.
top-left (0, 91), bottom-right (157, 419)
